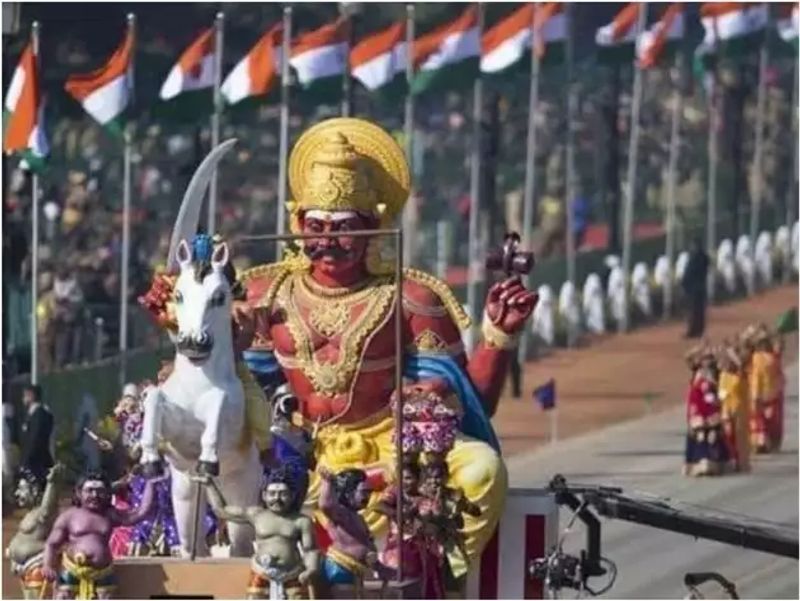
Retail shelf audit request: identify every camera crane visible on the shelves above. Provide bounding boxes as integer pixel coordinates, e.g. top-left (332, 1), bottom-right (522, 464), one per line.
top-left (530, 475), bottom-right (798, 598)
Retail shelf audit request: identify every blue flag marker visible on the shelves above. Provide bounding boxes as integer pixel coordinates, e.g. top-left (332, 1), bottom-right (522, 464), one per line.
top-left (533, 379), bottom-right (556, 411)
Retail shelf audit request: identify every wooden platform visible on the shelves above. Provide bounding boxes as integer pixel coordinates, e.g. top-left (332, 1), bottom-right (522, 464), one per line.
top-left (114, 557), bottom-right (421, 599)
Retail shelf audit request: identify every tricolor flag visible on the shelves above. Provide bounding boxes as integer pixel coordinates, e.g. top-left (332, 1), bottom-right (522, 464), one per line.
top-left (4, 42), bottom-right (49, 171)
top-left (481, 3), bottom-right (566, 75)
top-left (160, 28), bottom-right (215, 101)
top-left (696, 3), bottom-right (769, 57)
top-left (596, 3), bottom-right (644, 62)
top-left (222, 24), bottom-right (283, 105)
top-left (777, 3), bottom-right (799, 47)
top-left (637, 4), bottom-right (685, 69)
top-left (350, 21), bottom-right (407, 92)
top-left (411, 5), bottom-right (480, 96)
top-left (290, 18), bottom-right (348, 91)
top-left (65, 22), bottom-right (133, 134)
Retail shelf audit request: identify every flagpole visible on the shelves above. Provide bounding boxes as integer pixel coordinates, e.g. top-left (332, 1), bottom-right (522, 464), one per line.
top-left (789, 55), bottom-right (798, 264)
top-left (750, 29), bottom-right (768, 248)
top-left (276, 6), bottom-right (292, 261)
top-left (564, 2), bottom-right (577, 343)
top-left (30, 20), bottom-right (41, 385)
top-left (208, 11), bottom-right (224, 236)
top-left (518, 3), bottom-right (541, 365)
top-left (620, 3), bottom-right (648, 333)
top-left (706, 69), bottom-right (719, 302)
top-left (549, 407), bottom-right (558, 444)
top-left (664, 52), bottom-right (682, 320)
top-left (466, 4), bottom-right (485, 353)
top-left (341, 8), bottom-right (353, 117)
top-left (402, 4), bottom-right (415, 267)
top-left (119, 13), bottom-right (135, 389)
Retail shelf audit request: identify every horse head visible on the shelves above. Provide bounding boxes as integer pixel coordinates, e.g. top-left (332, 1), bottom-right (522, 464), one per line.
top-left (173, 237), bottom-right (233, 365)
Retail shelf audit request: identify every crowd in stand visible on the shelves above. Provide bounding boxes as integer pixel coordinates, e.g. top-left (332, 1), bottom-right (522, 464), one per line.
top-left (3, 4), bottom-right (796, 376)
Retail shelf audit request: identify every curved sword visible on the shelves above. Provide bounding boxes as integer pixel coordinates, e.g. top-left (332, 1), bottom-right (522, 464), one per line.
top-left (167, 138), bottom-right (238, 272)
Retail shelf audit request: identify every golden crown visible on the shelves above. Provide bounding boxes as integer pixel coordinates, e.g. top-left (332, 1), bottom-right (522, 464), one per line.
top-left (287, 118), bottom-right (410, 233)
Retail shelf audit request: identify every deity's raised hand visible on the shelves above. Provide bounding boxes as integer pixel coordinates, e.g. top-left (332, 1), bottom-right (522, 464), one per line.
top-left (485, 276), bottom-right (538, 335)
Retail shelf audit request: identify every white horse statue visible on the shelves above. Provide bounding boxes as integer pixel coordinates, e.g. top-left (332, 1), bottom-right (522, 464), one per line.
top-left (735, 235), bottom-right (755, 296)
top-left (631, 262), bottom-right (652, 319)
top-left (755, 231), bottom-right (773, 288)
top-left (139, 239), bottom-right (261, 558)
top-left (716, 239), bottom-right (737, 294)
top-left (607, 265), bottom-right (626, 328)
top-left (558, 281), bottom-right (582, 344)
top-left (582, 273), bottom-right (605, 334)
top-left (532, 284), bottom-right (556, 346)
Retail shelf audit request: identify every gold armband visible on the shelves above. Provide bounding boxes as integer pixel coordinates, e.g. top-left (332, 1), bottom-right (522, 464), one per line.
top-left (481, 315), bottom-right (519, 350)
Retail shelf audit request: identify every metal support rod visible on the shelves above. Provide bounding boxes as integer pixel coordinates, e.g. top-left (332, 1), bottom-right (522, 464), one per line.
top-left (341, 11), bottom-right (352, 117)
top-left (466, 5), bottom-right (485, 354)
top-left (393, 229), bottom-right (404, 585)
top-left (750, 33), bottom-right (768, 246)
top-left (94, 317), bottom-right (104, 362)
top-left (620, 4), bottom-right (647, 333)
top-left (664, 54), bottom-right (682, 320)
top-left (789, 56), bottom-right (799, 276)
top-left (276, 6), bottom-right (292, 261)
top-left (436, 219), bottom-right (449, 279)
top-left (564, 2), bottom-right (577, 319)
top-left (119, 13), bottom-right (135, 389)
top-left (208, 12), bottom-right (224, 236)
top-left (30, 20), bottom-right (40, 385)
top-left (402, 4), bottom-right (415, 267)
top-left (706, 73), bottom-right (719, 302)
top-left (518, 3), bottom-right (540, 365)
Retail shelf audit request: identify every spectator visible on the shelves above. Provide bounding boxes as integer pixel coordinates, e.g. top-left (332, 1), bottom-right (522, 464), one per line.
top-left (682, 238), bottom-right (710, 339)
top-left (19, 384), bottom-right (54, 484)
top-left (52, 266), bottom-right (84, 367)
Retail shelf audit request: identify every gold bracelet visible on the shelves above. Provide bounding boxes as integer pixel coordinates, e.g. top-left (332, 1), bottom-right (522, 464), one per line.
top-left (481, 315), bottom-right (519, 350)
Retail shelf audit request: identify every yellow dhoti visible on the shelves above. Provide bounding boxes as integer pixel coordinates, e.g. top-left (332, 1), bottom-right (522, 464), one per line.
top-left (304, 411), bottom-right (507, 578)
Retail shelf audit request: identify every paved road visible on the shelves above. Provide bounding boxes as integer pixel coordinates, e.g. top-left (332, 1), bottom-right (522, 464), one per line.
top-left (507, 363), bottom-right (799, 599)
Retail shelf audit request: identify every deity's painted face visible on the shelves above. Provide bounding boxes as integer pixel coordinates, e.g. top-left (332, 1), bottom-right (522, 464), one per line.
top-left (80, 480), bottom-right (111, 513)
top-left (264, 482), bottom-right (293, 514)
top-left (301, 210), bottom-right (373, 279)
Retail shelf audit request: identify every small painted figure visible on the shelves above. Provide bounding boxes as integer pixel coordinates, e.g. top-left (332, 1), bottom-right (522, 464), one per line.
top-left (202, 467), bottom-right (319, 600)
top-left (318, 467), bottom-right (391, 594)
top-left (5, 463), bottom-right (64, 599)
top-left (42, 470), bottom-right (164, 599)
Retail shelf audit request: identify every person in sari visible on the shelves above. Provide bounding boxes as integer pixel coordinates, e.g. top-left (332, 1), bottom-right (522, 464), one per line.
top-left (717, 343), bottom-right (750, 473)
top-left (748, 325), bottom-right (784, 453)
top-left (684, 347), bottom-right (728, 477)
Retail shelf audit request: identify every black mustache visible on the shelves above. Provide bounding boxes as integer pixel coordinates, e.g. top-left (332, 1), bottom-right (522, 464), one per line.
top-left (303, 244), bottom-right (351, 260)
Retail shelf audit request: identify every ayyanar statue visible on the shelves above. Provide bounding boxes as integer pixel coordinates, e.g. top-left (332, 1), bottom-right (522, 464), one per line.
top-left (6, 463), bottom-right (64, 599)
top-left (202, 467), bottom-right (319, 600)
top-left (42, 471), bottom-right (165, 599)
top-left (239, 117), bottom-right (537, 577)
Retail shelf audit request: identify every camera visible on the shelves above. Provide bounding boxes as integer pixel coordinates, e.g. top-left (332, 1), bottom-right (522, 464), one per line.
top-left (485, 232), bottom-right (535, 276)
top-left (529, 549), bottom-right (583, 591)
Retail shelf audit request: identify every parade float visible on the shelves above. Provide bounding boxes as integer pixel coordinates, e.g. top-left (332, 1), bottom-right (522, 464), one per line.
top-left (10, 118), bottom-right (560, 600)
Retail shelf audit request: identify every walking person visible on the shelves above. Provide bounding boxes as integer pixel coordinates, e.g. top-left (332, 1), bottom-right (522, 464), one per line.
top-left (19, 384), bottom-right (55, 485)
top-left (682, 238), bottom-right (710, 338)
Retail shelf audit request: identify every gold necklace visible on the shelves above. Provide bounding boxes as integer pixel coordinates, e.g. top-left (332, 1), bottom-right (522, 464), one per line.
top-left (300, 274), bottom-right (372, 299)
top-left (281, 273), bottom-right (396, 396)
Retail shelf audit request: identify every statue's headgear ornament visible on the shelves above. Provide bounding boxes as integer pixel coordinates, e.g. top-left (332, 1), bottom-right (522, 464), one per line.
top-left (287, 118), bottom-right (410, 234)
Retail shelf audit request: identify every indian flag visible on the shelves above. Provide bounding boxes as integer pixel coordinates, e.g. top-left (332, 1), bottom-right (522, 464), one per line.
top-left (3, 42), bottom-right (49, 171)
top-left (596, 3), bottom-right (644, 62)
top-left (65, 22), bottom-right (133, 133)
top-left (777, 3), bottom-right (799, 47)
top-left (222, 23), bottom-right (283, 105)
top-left (411, 5), bottom-right (480, 96)
top-left (160, 27), bottom-right (215, 101)
top-left (637, 4), bottom-right (684, 69)
top-left (481, 3), bottom-right (566, 75)
top-left (696, 3), bottom-right (768, 56)
top-left (350, 21), bottom-right (407, 92)
top-left (290, 18), bottom-right (348, 89)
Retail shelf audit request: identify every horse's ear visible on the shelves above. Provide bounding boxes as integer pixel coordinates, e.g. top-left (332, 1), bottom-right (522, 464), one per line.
top-left (211, 242), bottom-right (229, 271)
top-left (176, 240), bottom-right (192, 270)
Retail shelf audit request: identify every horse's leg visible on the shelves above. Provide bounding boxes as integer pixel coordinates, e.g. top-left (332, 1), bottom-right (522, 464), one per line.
top-left (196, 389), bottom-right (226, 476)
top-left (170, 467), bottom-right (210, 558)
top-left (218, 448), bottom-right (261, 557)
top-left (140, 386), bottom-right (165, 475)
